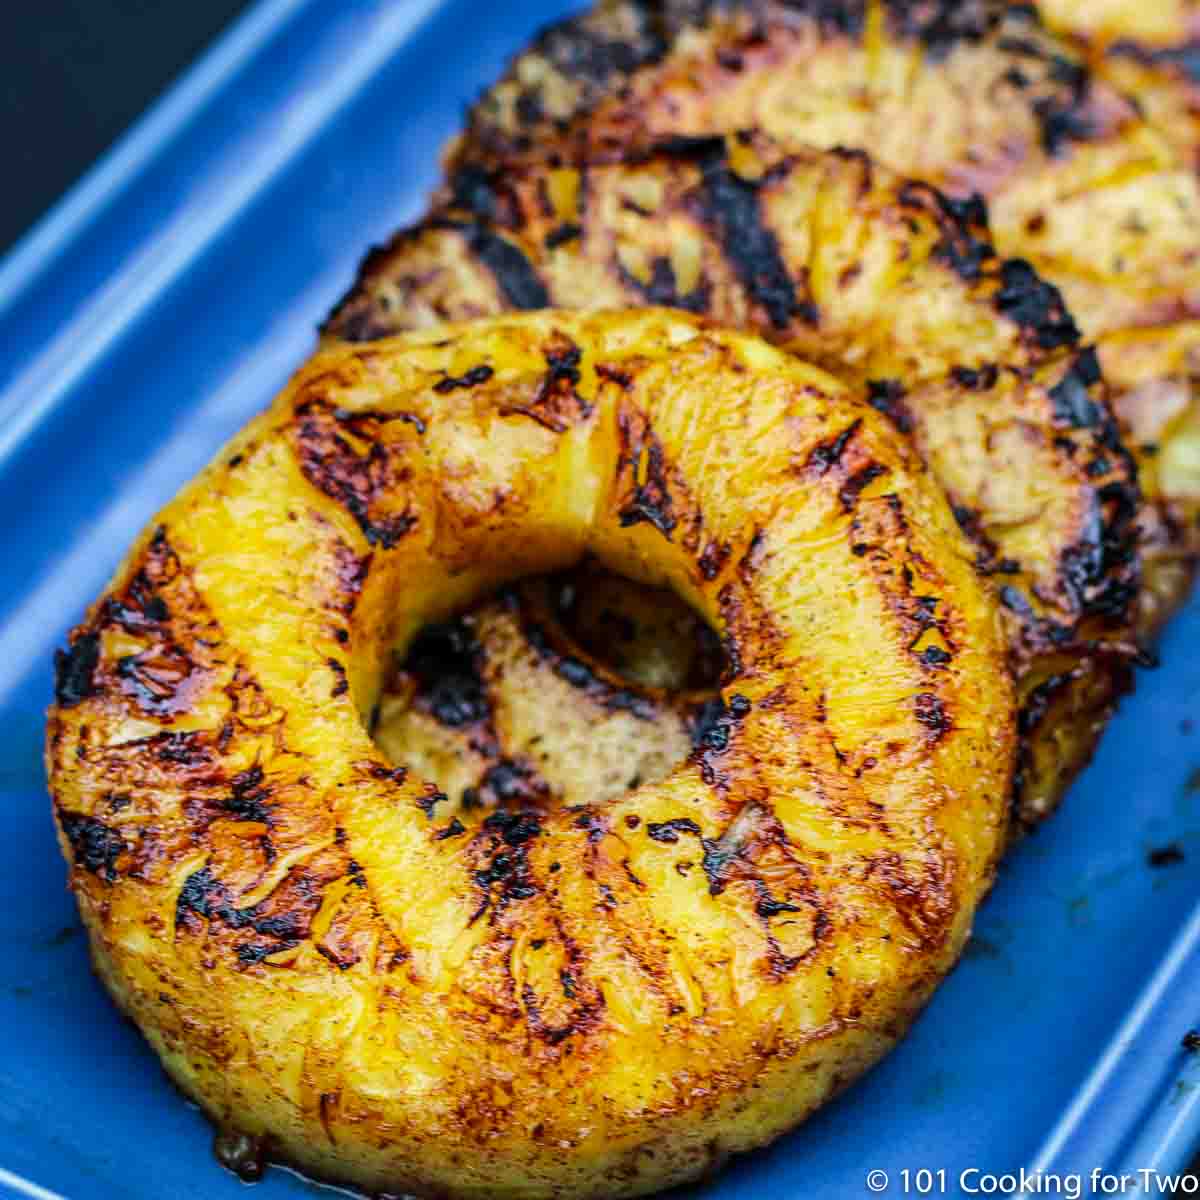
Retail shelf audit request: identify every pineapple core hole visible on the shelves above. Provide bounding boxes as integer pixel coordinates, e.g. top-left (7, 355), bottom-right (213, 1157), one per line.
top-left (370, 564), bottom-right (725, 823)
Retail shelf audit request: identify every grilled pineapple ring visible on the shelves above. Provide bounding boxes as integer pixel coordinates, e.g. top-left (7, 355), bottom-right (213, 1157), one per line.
top-left (47, 311), bottom-right (1014, 1200)
top-left (448, 0), bottom-right (1200, 341)
top-left (445, 0), bottom-right (1200, 623)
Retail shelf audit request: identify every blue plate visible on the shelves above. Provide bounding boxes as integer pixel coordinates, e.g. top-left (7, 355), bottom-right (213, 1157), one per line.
top-left (1, 1), bottom-right (1198, 1196)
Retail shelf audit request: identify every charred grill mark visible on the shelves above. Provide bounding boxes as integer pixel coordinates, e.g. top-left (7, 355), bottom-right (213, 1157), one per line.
top-left (517, 914), bottom-right (603, 1046)
top-left (1004, 62), bottom-right (1031, 89)
top-left (866, 379), bottom-right (913, 434)
top-left (251, 912), bottom-right (308, 941)
top-left (839, 462), bottom-right (888, 512)
top-left (327, 659), bottom-right (349, 698)
top-left (1109, 38), bottom-right (1200, 84)
top-left (646, 818), bottom-right (702, 844)
top-left (225, 765), bottom-right (272, 824)
top-left (751, 876), bottom-right (826, 979)
top-left (950, 363), bottom-right (999, 390)
top-left (521, 983), bottom-right (581, 1045)
top-left (1037, 348), bottom-right (1141, 626)
top-left (545, 222), bottom-right (582, 248)
top-left (104, 565), bottom-right (170, 633)
top-left (1030, 52), bottom-right (1093, 156)
top-left (950, 496), bottom-right (1008, 576)
top-left (429, 217), bottom-right (550, 310)
top-left (851, 496), bottom-right (961, 700)
top-left (447, 163), bottom-right (500, 220)
top-left (400, 616), bottom-right (490, 728)
top-left (615, 254), bottom-right (710, 313)
top-left (913, 693), bottom-right (951, 740)
top-left (715, 576), bottom-right (761, 683)
top-left (700, 835), bottom-right (743, 897)
top-left (314, 941), bottom-right (357, 971)
top-left (1017, 672), bottom-right (1071, 739)
top-left (144, 524), bottom-right (180, 575)
top-left (692, 693), bottom-right (751, 788)
top-left (474, 759), bottom-right (553, 810)
top-left (829, 143), bottom-right (874, 187)
top-left (318, 1092), bottom-right (339, 1143)
top-left (616, 404), bottom-right (677, 538)
top-left (484, 808), bottom-right (543, 846)
top-left (237, 942), bottom-right (296, 964)
top-left (685, 139), bottom-right (812, 329)
top-left (416, 788), bottom-right (448, 820)
top-left (572, 807), bottom-right (606, 845)
top-left (698, 537), bottom-right (731, 580)
top-left (433, 365), bottom-right (494, 393)
top-left (594, 363), bottom-right (632, 390)
top-left (752, 889), bottom-right (803, 919)
top-left (980, 556), bottom-right (1021, 578)
top-left (568, 812), bottom-right (696, 1010)
top-left (884, 0), bottom-right (1000, 52)
top-left (1033, 93), bottom-right (1093, 156)
top-left (1009, 657), bottom-right (1134, 822)
top-left (1058, 490), bottom-right (1139, 622)
top-left (54, 633), bottom-right (101, 707)
top-left (176, 866), bottom-right (221, 922)
top-left (470, 809), bottom-right (544, 919)
top-left (153, 729), bottom-right (217, 768)
top-left (920, 645), bottom-right (953, 669)
top-left (67, 529), bottom-right (191, 717)
top-left (993, 13), bottom-right (1101, 155)
top-left (690, 692), bottom-right (751, 751)
top-left (293, 399), bottom-right (418, 550)
top-left (175, 862), bottom-right (330, 962)
top-left (914, 594), bottom-right (940, 629)
top-left (500, 337), bottom-right (593, 433)
top-left (899, 182), bottom-right (993, 283)
top-left (993, 259), bottom-right (1079, 350)
top-left (86, 541), bottom-right (219, 734)
top-left (1000, 585), bottom-right (1036, 620)
top-left (121, 595), bottom-right (169, 625)
top-left (115, 643), bottom-right (201, 715)
top-left (807, 420), bottom-right (862, 474)
top-left (1048, 346), bottom-right (1103, 428)
top-left (327, 301), bottom-right (392, 346)
top-left (58, 811), bottom-right (126, 880)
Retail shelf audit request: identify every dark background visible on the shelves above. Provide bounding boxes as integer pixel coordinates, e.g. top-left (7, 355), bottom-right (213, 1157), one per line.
top-left (0, 1), bottom-right (254, 256)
